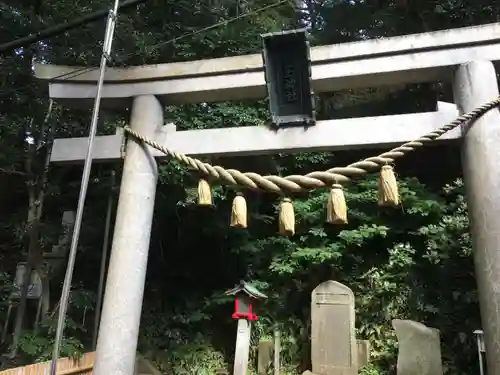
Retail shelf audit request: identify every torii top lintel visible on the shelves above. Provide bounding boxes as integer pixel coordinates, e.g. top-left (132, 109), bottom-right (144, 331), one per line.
top-left (35, 22), bottom-right (500, 108)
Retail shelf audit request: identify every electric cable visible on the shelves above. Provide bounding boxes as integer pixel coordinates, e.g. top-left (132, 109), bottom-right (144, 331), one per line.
top-left (0, 0), bottom-right (151, 54)
top-left (0, 0), bottom-right (290, 98)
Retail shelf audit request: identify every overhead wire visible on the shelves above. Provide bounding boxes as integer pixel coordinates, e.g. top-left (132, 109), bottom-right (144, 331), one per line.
top-left (0, 0), bottom-right (152, 54)
top-left (0, 0), bottom-right (290, 98)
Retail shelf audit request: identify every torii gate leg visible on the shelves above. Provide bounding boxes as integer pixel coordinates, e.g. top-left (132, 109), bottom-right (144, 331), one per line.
top-left (453, 60), bottom-right (500, 375)
top-left (93, 95), bottom-right (163, 375)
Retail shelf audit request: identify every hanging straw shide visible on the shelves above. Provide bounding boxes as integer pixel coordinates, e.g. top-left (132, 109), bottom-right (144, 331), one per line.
top-left (197, 179), bottom-right (213, 206)
top-left (279, 198), bottom-right (295, 236)
top-left (326, 184), bottom-right (347, 224)
top-left (230, 192), bottom-right (247, 228)
top-left (378, 165), bottom-right (400, 206)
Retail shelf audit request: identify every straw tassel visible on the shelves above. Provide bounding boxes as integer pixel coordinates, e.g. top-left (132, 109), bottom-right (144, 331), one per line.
top-left (230, 193), bottom-right (247, 228)
top-left (378, 165), bottom-right (400, 207)
top-left (197, 179), bottom-right (212, 206)
top-left (279, 198), bottom-right (295, 236)
top-left (326, 184), bottom-right (348, 224)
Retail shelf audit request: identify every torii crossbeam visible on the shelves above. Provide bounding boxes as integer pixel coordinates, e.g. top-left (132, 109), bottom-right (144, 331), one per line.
top-left (36, 22), bottom-right (500, 375)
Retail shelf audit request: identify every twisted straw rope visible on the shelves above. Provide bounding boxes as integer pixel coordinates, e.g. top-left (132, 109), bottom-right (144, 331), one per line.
top-left (123, 97), bottom-right (500, 193)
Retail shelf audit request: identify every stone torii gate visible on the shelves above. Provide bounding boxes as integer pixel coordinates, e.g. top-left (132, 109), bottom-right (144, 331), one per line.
top-left (36, 22), bottom-right (500, 375)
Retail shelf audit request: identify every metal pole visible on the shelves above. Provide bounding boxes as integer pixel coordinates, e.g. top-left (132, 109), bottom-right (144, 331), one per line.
top-left (453, 61), bottom-right (500, 375)
top-left (49, 1), bottom-right (120, 374)
top-left (92, 171), bottom-right (116, 350)
top-left (474, 330), bottom-right (485, 375)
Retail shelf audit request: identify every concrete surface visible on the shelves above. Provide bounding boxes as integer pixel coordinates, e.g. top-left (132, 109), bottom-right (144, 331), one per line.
top-left (34, 23), bottom-right (500, 107)
top-left (50, 104), bottom-right (460, 163)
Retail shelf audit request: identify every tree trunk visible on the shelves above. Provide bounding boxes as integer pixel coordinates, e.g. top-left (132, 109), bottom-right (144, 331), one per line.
top-left (9, 97), bottom-right (54, 356)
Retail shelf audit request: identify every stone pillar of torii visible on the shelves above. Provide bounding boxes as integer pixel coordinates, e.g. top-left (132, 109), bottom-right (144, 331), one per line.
top-left (35, 22), bottom-right (500, 375)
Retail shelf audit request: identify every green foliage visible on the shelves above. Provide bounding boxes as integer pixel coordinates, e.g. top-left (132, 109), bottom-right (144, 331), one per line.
top-left (18, 334), bottom-right (83, 363)
top-left (14, 289), bottom-right (93, 363)
top-left (139, 174), bottom-right (477, 374)
top-left (360, 363), bottom-right (386, 375)
top-left (161, 341), bottom-right (227, 375)
top-left (225, 176), bottom-right (476, 374)
top-left (0, 273), bottom-right (13, 306)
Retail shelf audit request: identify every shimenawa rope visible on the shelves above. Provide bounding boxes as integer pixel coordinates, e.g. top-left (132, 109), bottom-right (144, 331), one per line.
top-left (123, 97), bottom-right (500, 194)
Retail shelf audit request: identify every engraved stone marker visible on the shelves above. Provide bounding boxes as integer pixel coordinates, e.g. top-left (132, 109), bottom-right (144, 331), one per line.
top-left (392, 319), bottom-right (443, 375)
top-left (257, 339), bottom-right (273, 375)
top-left (356, 340), bottom-right (370, 368)
top-left (14, 263), bottom-right (42, 299)
top-left (311, 280), bottom-right (357, 375)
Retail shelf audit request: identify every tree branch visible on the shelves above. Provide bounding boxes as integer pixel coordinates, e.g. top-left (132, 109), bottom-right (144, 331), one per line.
top-left (0, 168), bottom-right (27, 176)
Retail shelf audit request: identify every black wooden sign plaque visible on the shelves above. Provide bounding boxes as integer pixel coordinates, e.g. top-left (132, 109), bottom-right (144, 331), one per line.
top-left (261, 29), bottom-right (316, 127)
